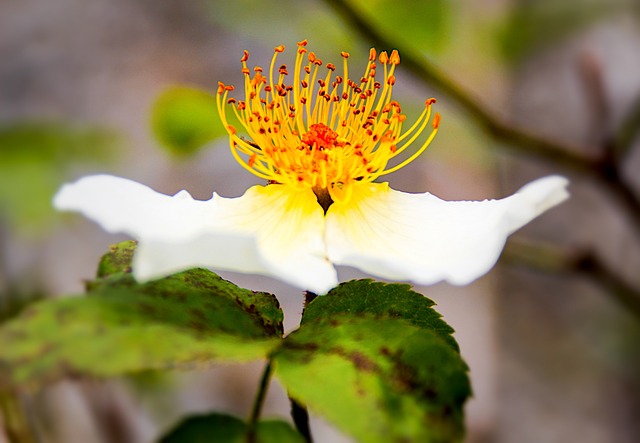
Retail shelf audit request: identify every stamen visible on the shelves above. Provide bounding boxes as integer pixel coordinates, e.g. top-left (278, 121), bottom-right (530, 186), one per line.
top-left (216, 42), bottom-right (440, 201)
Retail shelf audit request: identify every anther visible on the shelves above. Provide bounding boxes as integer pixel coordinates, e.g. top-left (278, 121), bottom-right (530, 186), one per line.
top-left (369, 48), bottom-right (376, 61)
top-left (389, 50), bottom-right (400, 65)
top-left (433, 113), bottom-right (441, 129)
top-left (341, 51), bottom-right (350, 58)
top-left (379, 51), bottom-right (389, 64)
top-left (387, 75), bottom-right (396, 85)
top-left (297, 40), bottom-right (308, 47)
top-left (241, 50), bottom-right (249, 63)
top-left (426, 98), bottom-right (437, 106)
top-left (326, 63), bottom-right (336, 71)
top-left (274, 45), bottom-right (285, 53)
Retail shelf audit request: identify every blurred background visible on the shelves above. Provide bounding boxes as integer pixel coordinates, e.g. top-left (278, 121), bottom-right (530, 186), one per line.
top-left (1, 0), bottom-right (640, 442)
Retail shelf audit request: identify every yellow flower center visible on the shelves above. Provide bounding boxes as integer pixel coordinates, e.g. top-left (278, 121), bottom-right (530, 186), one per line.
top-left (216, 40), bottom-right (440, 205)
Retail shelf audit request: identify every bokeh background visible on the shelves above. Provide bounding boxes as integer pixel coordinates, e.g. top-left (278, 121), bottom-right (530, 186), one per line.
top-left (2, 0), bottom-right (640, 442)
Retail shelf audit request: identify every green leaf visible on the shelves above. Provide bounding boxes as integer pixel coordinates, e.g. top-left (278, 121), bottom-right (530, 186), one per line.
top-left (0, 121), bottom-right (119, 233)
top-left (89, 242), bottom-right (284, 338)
top-left (0, 243), bottom-right (283, 388)
top-left (202, 0), bottom-right (353, 53)
top-left (350, 0), bottom-right (452, 53)
top-left (304, 280), bottom-right (459, 352)
top-left (0, 122), bottom-right (117, 164)
top-left (253, 420), bottom-right (306, 443)
top-left (274, 281), bottom-right (470, 443)
top-left (497, 0), bottom-right (631, 63)
top-left (159, 413), bottom-right (304, 443)
top-left (151, 86), bottom-right (226, 157)
top-left (95, 240), bottom-right (137, 278)
top-left (159, 413), bottom-right (245, 443)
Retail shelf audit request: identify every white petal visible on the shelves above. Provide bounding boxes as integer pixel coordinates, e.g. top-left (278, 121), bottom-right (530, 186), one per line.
top-left (325, 176), bottom-right (569, 286)
top-left (54, 175), bottom-right (337, 293)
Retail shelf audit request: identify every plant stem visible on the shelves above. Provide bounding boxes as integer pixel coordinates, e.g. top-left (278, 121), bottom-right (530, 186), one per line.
top-left (303, 291), bottom-right (318, 314)
top-left (290, 398), bottom-right (313, 443)
top-left (286, 291), bottom-right (317, 442)
top-left (248, 360), bottom-right (273, 433)
top-left (0, 390), bottom-right (36, 443)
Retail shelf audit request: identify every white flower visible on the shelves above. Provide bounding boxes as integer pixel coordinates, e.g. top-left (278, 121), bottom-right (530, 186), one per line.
top-left (54, 43), bottom-right (569, 294)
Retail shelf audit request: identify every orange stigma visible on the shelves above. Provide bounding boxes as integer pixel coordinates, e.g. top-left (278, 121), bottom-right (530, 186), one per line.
top-left (216, 42), bottom-right (440, 204)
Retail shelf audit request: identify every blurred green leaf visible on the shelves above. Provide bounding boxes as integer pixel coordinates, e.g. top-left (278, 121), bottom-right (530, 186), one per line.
top-left (203, 0), bottom-right (352, 52)
top-left (252, 420), bottom-right (306, 443)
top-left (151, 86), bottom-right (227, 157)
top-left (159, 413), bottom-right (304, 443)
top-left (0, 121), bottom-right (119, 233)
top-left (497, 0), bottom-right (632, 62)
top-left (0, 122), bottom-right (116, 164)
top-left (303, 280), bottom-right (459, 352)
top-left (159, 413), bottom-right (245, 443)
top-left (349, 0), bottom-right (452, 53)
top-left (274, 282), bottom-right (470, 443)
top-left (0, 243), bottom-right (283, 388)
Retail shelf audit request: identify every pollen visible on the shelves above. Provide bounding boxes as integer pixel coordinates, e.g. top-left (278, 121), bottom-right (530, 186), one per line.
top-left (216, 42), bottom-right (440, 204)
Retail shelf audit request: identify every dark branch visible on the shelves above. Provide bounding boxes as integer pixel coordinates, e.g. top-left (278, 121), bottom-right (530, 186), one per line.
top-left (321, 0), bottom-right (640, 232)
top-left (502, 241), bottom-right (640, 320)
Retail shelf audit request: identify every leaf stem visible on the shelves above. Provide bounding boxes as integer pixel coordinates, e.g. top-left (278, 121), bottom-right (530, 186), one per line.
top-left (248, 360), bottom-right (273, 431)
